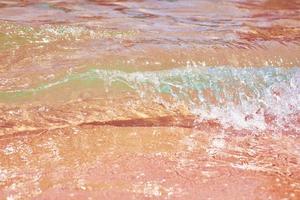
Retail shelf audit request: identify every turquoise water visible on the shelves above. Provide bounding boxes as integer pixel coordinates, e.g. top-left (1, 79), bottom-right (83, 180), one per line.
top-left (1, 66), bottom-right (298, 131)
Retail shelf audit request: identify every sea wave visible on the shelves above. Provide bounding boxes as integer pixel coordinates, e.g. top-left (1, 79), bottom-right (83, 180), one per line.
top-left (0, 66), bottom-right (299, 133)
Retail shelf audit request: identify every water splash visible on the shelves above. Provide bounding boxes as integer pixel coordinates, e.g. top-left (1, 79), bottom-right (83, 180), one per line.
top-left (1, 66), bottom-right (299, 132)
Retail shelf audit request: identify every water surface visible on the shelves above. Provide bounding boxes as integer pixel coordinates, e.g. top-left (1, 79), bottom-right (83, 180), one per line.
top-left (0, 0), bottom-right (299, 199)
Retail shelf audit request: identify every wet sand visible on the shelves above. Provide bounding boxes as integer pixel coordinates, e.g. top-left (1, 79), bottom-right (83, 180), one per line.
top-left (0, 125), bottom-right (299, 199)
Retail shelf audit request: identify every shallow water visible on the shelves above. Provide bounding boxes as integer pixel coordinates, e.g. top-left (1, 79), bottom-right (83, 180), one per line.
top-left (0, 0), bottom-right (299, 199)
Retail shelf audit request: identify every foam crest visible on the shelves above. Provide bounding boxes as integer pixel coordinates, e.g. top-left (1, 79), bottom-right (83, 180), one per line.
top-left (1, 66), bottom-right (299, 131)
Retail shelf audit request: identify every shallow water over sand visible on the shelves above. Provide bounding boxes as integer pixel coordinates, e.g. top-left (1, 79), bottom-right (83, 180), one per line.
top-left (0, 0), bottom-right (299, 199)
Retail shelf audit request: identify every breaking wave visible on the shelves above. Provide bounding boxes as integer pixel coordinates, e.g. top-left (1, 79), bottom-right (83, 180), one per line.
top-left (1, 66), bottom-right (299, 132)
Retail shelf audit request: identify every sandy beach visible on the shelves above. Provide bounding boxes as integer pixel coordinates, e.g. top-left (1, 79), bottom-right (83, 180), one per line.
top-left (0, 0), bottom-right (299, 199)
